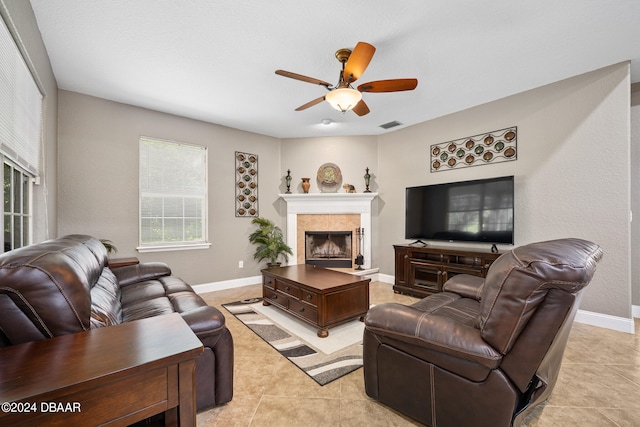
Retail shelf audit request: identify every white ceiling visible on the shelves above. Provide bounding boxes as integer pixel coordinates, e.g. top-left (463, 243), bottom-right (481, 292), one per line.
top-left (29, 0), bottom-right (640, 139)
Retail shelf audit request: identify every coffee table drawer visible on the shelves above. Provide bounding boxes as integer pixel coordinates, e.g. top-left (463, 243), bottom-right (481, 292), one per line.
top-left (264, 287), bottom-right (288, 309)
top-left (300, 290), bottom-right (318, 308)
top-left (276, 280), bottom-right (302, 299)
top-left (289, 299), bottom-right (318, 323)
top-left (263, 275), bottom-right (276, 290)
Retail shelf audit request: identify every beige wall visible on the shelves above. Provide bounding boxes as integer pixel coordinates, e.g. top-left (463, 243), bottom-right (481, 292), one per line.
top-left (57, 91), bottom-right (281, 285)
top-left (378, 63), bottom-right (631, 318)
top-left (1, 0), bottom-right (58, 241)
top-left (631, 82), bottom-right (640, 308)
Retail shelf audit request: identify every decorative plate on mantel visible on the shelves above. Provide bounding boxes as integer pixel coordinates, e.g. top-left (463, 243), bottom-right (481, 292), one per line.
top-left (317, 163), bottom-right (342, 193)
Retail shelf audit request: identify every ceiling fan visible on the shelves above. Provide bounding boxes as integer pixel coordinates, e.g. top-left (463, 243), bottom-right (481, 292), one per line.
top-left (275, 41), bottom-right (418, 116)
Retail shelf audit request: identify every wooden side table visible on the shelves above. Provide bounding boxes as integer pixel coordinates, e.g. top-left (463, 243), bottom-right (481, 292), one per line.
top-left (0, 313), bottom-right (203, 426)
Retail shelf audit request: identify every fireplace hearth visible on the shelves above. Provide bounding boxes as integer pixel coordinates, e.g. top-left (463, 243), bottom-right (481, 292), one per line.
top-left (305, 231), bottom-right (352, 268)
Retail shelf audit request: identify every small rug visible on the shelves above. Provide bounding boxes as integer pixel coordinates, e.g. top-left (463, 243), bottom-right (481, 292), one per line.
top-left (223, 298), bottom-right (364, 385)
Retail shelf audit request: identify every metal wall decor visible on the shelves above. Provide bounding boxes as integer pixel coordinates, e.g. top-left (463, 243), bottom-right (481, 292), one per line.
top-left (430, 126), bottom-right (517, 172)
top-left (235, 151), bottom-right (258, 217)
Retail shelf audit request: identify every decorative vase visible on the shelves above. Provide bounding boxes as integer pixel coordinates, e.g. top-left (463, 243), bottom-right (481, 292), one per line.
top-left (301, 177), bottom-right (311, 193)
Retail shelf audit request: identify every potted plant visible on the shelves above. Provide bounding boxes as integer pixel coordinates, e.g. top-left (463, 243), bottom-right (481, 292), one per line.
top-left (100, 239), bottom-right (118, 255)
top-left (248, 217), bottom-right (293, 267)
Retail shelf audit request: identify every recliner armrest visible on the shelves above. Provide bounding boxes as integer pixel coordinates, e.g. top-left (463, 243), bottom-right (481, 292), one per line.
top-left (442, 274), bottom-right (484, 300)
top-left (365, 301), bottom-right (502, 379)
top-left (111, 262), bottom-right (172, 287)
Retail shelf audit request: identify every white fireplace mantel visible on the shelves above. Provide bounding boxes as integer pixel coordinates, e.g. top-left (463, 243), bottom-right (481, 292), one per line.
top-left (279, 193), bottom-right (378, 269)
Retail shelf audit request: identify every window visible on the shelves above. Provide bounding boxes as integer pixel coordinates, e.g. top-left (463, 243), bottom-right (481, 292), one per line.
top-left (0, 15), bottom-right (42, 252)
top-left (138, 137), bottom-right (209, 251)
top-left (2, 159), bottom-right (31, 252)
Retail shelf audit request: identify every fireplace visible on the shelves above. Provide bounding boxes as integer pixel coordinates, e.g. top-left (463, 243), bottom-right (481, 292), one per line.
top-left (305, 231), bottom-right (352, 268)
top-left (280, 193), bottom-right (377, 269)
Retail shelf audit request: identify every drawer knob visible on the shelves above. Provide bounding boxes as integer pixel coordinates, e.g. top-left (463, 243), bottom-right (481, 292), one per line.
top-left (285, 286), bottom-right (290, 291)
top-left (272, 295), bottom-right (277, 300)
top-left (299, 307), bottom-right (305, 312)
top-left (306, 295), bottom-right (311, 301)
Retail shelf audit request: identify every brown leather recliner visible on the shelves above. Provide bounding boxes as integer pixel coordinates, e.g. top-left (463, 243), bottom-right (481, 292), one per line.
top-left (0, 234), bottom-right (233, 411)
top-left (363, 238), bottom-right (603, 427)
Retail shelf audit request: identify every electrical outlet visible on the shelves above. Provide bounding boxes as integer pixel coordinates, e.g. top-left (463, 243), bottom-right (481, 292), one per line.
top-left (238, 261), bottom-right (244, 268)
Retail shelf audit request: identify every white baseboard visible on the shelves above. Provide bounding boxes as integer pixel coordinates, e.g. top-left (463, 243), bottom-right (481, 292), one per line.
top-left (574, 309), bottom-right (635, 334)
top-left (377, 273), bottom-right (395, 284)
top-left (193, 275), bottom-right (262, 294)
top-left (633, 305), bottom-right (640, 319)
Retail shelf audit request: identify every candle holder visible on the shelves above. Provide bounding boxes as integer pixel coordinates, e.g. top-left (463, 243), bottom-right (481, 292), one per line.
top-left (285, 169), bottom-right (292, 194)
top-left (364, 167), bottom-right (371, 193)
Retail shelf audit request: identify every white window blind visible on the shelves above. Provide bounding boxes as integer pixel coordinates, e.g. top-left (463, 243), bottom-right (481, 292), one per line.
top-left (0, 16), bottom-right (42, 176)
top-left (139, 137), bottom-right (208, 251)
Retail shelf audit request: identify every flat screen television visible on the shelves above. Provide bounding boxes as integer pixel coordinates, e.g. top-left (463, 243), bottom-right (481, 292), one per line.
top-left (405, 176), bottom-right (514, 245)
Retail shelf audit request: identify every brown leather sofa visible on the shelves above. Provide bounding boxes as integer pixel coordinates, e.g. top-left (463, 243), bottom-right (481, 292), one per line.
top-left (0, 234), bottom-right (233, 411)
top-left (363, 238), bottom-right (603, 427)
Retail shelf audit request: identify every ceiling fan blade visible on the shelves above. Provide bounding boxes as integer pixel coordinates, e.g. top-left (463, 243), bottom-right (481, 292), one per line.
top-left (352, 99), bottom-right (370, 116)
top-left (295, 96), bottom-right (326, 111)
top-left (275, 70), bottom-right (332, 88)
top-left (343, 42), bottom-right (376, 84)
top-left (358, 78), bottom-right (418, 93)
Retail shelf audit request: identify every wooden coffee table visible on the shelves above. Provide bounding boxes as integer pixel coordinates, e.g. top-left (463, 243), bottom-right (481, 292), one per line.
top-left (262, 264), bottom-right (370, 337)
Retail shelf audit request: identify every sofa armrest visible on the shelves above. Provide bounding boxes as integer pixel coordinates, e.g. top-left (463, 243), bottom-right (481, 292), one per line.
top-left (365, 302), bottom-right (501, 376)
top-left (111, 262), bottom-right (172, 287)
top-left (442, 274), bottom-right (485, 300)
top-left (180, 306), bottom-right (227, 339)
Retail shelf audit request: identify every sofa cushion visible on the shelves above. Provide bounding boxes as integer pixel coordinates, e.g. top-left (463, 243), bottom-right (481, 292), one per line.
top-left (122, 297), bottom-right (176, 321)
top-left (120, 276), bottom-right (214, 326)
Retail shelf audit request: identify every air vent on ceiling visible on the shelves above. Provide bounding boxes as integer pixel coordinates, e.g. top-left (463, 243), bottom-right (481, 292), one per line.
top-left (379, 120), bottom-right (402, 130)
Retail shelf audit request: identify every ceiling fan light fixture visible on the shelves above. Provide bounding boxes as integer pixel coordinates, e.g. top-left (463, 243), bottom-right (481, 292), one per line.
top-left (325, 88), bottom-right (362, 112)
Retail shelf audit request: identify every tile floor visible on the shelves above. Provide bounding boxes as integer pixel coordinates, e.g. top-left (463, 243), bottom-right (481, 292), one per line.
top-left (197, 281), bottom-right (640, 427)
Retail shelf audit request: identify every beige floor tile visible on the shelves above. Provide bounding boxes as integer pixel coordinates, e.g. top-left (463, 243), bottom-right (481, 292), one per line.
top-left (521, 405), bottom-right (619, 426)
top-left (197, 394), bottom-right (261, 427)
top-left (338, 368), bottom-right (369, 401)
top-left (548, 363), bottom-right (640, 410)
top-left (250, 396), bottom-right (341, 427)
top-left (597, 407), bottom-right (640, 427)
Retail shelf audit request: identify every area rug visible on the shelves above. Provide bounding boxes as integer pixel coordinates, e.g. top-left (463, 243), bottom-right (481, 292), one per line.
top-left (223, 298), bottom-right (364, 385)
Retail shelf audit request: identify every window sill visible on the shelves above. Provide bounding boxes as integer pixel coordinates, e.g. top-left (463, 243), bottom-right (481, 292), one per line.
top-left (137, 242), bottom-right (211, 253)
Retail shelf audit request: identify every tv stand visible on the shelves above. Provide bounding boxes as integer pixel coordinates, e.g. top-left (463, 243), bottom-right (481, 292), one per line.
top-left (394, 244), bottom-right (502, 298)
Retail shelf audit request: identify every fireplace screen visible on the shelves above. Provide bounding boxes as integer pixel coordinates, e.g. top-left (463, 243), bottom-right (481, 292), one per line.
top-left (305, 231), bottom-right (352, 268)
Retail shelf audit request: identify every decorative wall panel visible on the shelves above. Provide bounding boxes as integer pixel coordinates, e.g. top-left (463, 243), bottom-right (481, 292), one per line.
top-left (235, 151), bottom-right (258, 217)
top-left (430, 126), bottom-right (517, 172)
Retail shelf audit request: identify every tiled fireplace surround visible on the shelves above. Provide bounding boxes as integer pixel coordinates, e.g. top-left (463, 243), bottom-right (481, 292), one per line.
top-left (280, 193), bottom-right (377, 269)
